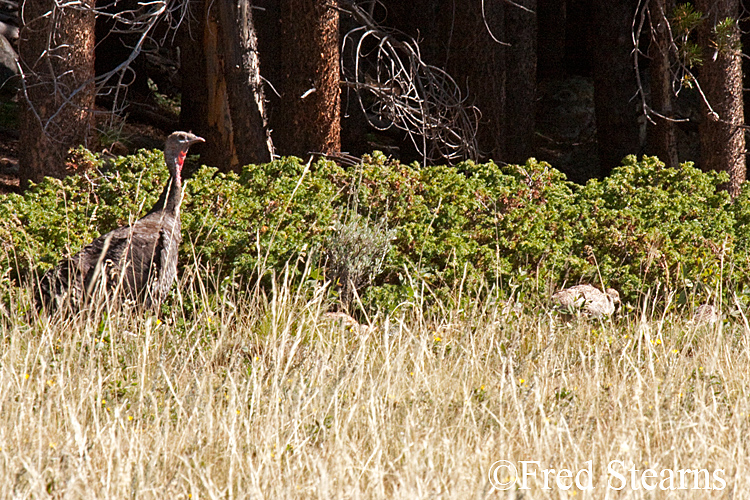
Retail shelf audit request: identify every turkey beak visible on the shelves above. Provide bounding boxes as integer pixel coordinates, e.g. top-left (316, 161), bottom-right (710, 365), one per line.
top-left (188, 135), bottom-right (205, 147)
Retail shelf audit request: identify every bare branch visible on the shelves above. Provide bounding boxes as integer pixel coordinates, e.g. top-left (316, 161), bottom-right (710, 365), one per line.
top-left (481, 0), bottom-right (510, 46)
top-left (339, 0), bottom-right (480, 164)
top-left (19, 0), bottom-right (190, 136)
top-left (633, 0), bottom-right (721, 126)
top-left (502, 0), bottom-right (534, 15)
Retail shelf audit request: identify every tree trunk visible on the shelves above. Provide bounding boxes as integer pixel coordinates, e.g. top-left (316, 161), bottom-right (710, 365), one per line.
top-left (275, 0), bottom-right (340, 156)
top-left (696, 0), bottom-right (745, 198)
top-left (178, 0), bottom-right (210, 159)
top-left (253, 0), bottom-right (282, 145)
top-left (381, 0), bottom-right (508, 162)
top-left (180, 0), bottom-right (272, 172)
top-left (504, 0), bottom-right (537, 164)
top-left (537, 0), bottom-right (566, 80)
top-left (217, 0), bottom-right (273, 164)
top-left (647, 0), bottom-right (678, 169)
top-left (180, 2), bottom-right (232, 170)
top-left (431, 0), bottom-right (507, 161)
top-left (590, 0), bottom-right (642, 176)
top-left (441, 0), bottom-right (534, 164)
top-left (18, 0), bottom-right (96, 190)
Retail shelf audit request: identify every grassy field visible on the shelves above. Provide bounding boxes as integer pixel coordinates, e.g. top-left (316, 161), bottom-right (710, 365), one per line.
top-left (1, 266), bottom-right (748, 499)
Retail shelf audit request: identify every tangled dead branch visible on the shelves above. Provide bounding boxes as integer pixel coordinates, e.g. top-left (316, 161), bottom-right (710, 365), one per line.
top-left (339, 0), bottom-right (480, 164)
top-left (94, 0), bottom-right (192, 108)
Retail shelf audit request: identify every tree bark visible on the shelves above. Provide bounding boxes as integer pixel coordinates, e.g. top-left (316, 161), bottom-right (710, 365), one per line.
top-left (537, 0), bottom-right (566, 80)
top-left (180, 0), bottom-right (272, 172)
top-left (590, 0), bottom-right (642, 176)
top-left (18, 0), bottom-right (96, 190)
top-left (647, 0), bottom-right (678, 169)
top-left (275, 0), bottom-right (340, 156)
top-left (429, 0), bottom-right (507, 160)
top-left (217, 0), bottom-right (273, 164)
top-left (696, 0), bottom-right (745, 198)
top-left (504, 0), bottom-right (537, 164)
top-left (253, 0), bottom-right (282, 144)
top-left (180, 2), bottom-right (232, 170)
top-left (178, 1), bottom-right (210, 158)
top-left (380, 0), bottom-right (509, 162)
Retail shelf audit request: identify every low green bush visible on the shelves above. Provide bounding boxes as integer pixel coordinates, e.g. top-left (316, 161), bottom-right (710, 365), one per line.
top-left (573, 156), bottom-right (737, 302)
top-left (1, 149), bottom-right (746, 313)
top-left (335, 154), bottom-right (580, 309)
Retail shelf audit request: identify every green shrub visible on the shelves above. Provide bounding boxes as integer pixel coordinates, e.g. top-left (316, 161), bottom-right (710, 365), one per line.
top-left (0, 148), bottom-right (167, 279)
top-left (1, 150), bottom-right (747, 314)
top-left (574, 156), bottom-right (735, 301)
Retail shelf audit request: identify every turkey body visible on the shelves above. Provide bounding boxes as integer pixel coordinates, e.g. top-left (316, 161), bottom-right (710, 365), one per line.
top-left (551, 284), bottom-right (620, 318)
top-left (37, 131), bottom-right (204, 312)
top-left (40, 204), bottom-right (181, 310)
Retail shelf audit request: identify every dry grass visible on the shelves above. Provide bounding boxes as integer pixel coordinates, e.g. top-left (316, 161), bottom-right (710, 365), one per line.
top-left (1, 267), bottom-right (750, 499)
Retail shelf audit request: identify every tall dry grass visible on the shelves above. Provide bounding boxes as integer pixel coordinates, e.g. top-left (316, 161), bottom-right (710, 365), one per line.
top-left (1, 262), bottom-right (749, 499)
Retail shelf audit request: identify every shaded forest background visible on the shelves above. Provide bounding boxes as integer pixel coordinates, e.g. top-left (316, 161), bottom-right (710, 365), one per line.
top-left (0, 0), bottom-right (748, 192)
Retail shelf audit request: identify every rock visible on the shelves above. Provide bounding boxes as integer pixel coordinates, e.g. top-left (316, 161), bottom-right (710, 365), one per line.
top-left (551, 284), bottom-right (620, 318)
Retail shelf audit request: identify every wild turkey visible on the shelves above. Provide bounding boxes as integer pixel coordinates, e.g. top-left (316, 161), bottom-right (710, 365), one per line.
top-left (690, 304), bottom-right (721, 326)
top-left (36, 131), bottom-right (205, 312)
top-left (551, 284), bottom-right (620, 318)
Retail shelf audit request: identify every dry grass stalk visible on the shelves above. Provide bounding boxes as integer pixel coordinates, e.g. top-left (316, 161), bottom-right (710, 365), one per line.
top-left (1, 265), bottom-right (749, 498)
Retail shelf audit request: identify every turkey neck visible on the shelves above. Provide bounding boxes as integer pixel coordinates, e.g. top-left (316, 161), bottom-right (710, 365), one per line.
top-left (147, 156), bottom-right (183, 219)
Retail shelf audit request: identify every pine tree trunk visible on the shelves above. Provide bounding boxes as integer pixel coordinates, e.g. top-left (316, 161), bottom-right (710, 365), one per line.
top-left (178, 1), bottom-right (210, 158)
top-left (381, 0), bottom-right (508, 162)
top-left (276, 0), bottom-right (340, 156)
top-left (504, 0), bottom-right (537, 164)
top-left (696, 0), bottom-right (745, 198)
top-left (537, 0), bottom-right (566, 80)
top-left (18, 0), bottom-right (96, 190)
top-left (590, 0), bottom-right (642, 176)
top-left (218, 0), bottom-right (273, 164)
top-left (180, 2), bottom-right (233, 170)
top-left (647, 0), bottom-right (678, 169)
top-left (432, 0), bottom-right (507, 160)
